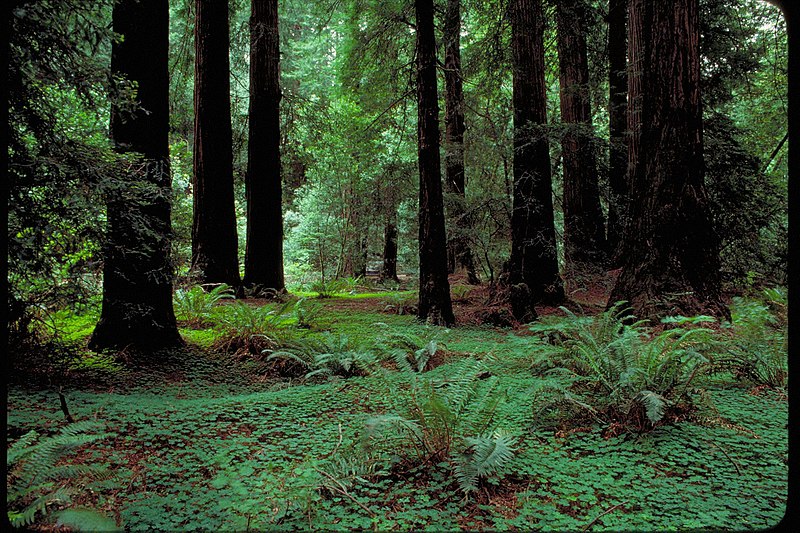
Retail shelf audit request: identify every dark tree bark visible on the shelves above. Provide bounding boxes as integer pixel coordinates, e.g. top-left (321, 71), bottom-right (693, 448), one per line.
top-left (556, 0), bottom-right (607, 275)
top-left (609, 0), bottom-right (727, 321)
top-left (244, 0), bottom-right (285, 295)
top-left (415, 0), bottom-right (455, 326)
top-left (90, 0), bottom-right (183, 351)
top-left (192, 0), bottom-right (240, 288)
top-left (605, 0), bottom-right (627, 261)
top-left (508, 0), bottom-right (564, 320)
top-left (381, 214), bottom-right (400, 282)
top-left (443, 0), bottom-right (480, 285)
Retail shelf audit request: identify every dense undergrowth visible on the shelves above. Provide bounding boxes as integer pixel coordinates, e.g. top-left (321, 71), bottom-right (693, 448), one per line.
top-left (6, 286), bottom-right (788, 531)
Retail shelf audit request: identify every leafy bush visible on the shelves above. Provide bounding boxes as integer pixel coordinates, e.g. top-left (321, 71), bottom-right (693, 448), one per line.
top-left (6, 420), bottom-right (116, 529)
top-left (358, 360), bottom-right (516, 494)
top-left (173, 283), bottom-right (235, 328)
top-left (530, 303), bottom-right (716, 431)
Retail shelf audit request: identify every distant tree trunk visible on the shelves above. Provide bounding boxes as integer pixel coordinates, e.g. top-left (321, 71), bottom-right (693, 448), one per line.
top-left (90, 0), bottom-right (183, 351)
top-left (381, 213), bottom-right (399, 282)
top-left (443, 0), bottom-right (480, 285)
top-left (508, 0), bottom-right (564, 320)
top-left (192, 0), bottom-right (240, 288)
top-left (606, 0), bottom-right (627, 261)
top-left (609, 0), bottom-right (727, 321)
top-left (415, 0), bottom-right (455, 326)
top-left (244, 0), bottom-right (285, 296)
top-left (556, 0), bottom-right (607, 276)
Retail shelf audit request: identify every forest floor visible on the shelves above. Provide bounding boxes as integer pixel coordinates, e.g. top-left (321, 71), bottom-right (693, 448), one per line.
top-left (6, 277), bottom-right (789, 531)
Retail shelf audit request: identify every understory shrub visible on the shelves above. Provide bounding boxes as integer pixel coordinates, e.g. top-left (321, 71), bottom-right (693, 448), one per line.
top-left (530, 303), bottom-right (716, 432)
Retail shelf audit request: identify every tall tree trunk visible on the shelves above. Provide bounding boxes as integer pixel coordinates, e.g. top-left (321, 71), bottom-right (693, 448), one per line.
top-left (192, 0), bottom-right (240, 288)
top-left (606, 0), bottom-right (627, 261)
top-left (443, 0), bottom-right (480, 285)
top-left (509, 0), bottom-right (564, 320)
top-left (90, 0), bottom-right (183, 351)
top-left (244, 0), bottom-right (285, 295)
top-left (415, 0), bottom-right (455, 326)
top-left (557, 0), bottom-right (607, 277)
top-left (609, 0), bottom-right (727, 321)
top-left (381, 213), bottom-right (399, 282)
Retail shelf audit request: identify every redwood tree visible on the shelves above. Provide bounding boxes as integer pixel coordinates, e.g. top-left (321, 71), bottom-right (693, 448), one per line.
top-left (609, 0), bottom-right (727, 320)
top-left (192, 0), bottom-right (240, 287)
top-left (605, 0), bottom-right (628, 261)
top-left (556, 0), bottom-right (607, 275)
top-left (90, 0), bottom-right (183, 351)
top-left (443, 0), bottom-right (479, 284)
top-left (415, 0), bottom-right (455, 326)
top-left (508, 0), bottom-right (564, 320)
top-left (244, 0), bottom-right (285, 295)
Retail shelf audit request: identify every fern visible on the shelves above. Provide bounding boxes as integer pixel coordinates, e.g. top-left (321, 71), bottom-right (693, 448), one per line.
top-left (6, 421), bottom-right (114, 528)
top-left (530, 302), bottom-right (716, 431)
top-left (173, 283), bottom-right (234, 327)
top-left (454, 432), bottom-right (517, 493)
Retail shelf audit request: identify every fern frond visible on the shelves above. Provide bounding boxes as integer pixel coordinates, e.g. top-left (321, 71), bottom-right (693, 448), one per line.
top-left (454, 432), bottom-right (516, 493)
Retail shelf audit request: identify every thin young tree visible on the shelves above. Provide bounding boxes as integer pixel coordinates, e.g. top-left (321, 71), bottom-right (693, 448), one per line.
top-left (443, 0), bottom-right (480, 284)
top-left (90, 0), bottom-right (183, 351)
top-left (605, 0), bottom-right (627, 260)
top-left (556, 0), bottom-right (607, 276)
top-left (192, 0), bottom-right (241, 288)
top-left (415, 0), bottom-right (455, 326)
top-left (508, 0), bottom-right (564, 320)
top-left (244, 0), bottom-right (285, 295)
top-left (609, 0), bottom-right (727, 320)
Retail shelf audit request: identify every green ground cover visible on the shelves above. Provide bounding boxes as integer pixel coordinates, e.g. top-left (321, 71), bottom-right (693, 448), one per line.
top-left (6, 293), bottom-right (788, 531)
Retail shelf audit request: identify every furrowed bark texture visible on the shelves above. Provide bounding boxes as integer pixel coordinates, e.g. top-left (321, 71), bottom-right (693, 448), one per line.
top-left (606, 0), bottom-right (628, 261)
top-left (416, 0), bottom-right (455, 326)
top-left (443, 0), bottom-right (479, 284)
top-left (509, 0), bottom-right (564, 319)
top-left (557, 0), bottom-right (607, 274)
top-left (192, 0), bottom-right (240, 287)
top-left (610, 0), bottom-right (727, 321)
top-left (244, 0), bottom-right (285, 294)
top-left (90, 0), bottom-right (183, 351)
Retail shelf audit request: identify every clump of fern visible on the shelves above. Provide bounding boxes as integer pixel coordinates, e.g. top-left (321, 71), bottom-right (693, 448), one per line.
top-left (381, 291), bottom-right (418, 315)
top-left (531, 303), bottom-right (716, 431)
top-left (266, 333), bottom-right (378, 380)
top-left (359, 360), bottom-right (517, 494)
top-left (173, 283), bottom-right (235, 328)
top-left (6, 420), bottom-right (115, 529)
top-left (713, 290), bottom-right (787, 389)
top-left (212, 300), bottom-right (296, 357)
top-left (373, 325), bottom-right (445, 372)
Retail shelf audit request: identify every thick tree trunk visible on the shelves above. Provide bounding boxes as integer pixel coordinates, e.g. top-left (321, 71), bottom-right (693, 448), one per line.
top-left (557, 0), bottom-right (607, 276)
top-left (90, 0), bottom-right (183, 351)
top-left (415, 0), bottom-right (455, 326)
top-left (192, 0), bottom-right (240, 288)
top-left (609, 0), bottom-right (727, 321)
top-left (244, 0), bottom-right (285, 295)
top-left (443, 0), bottom-right (480, 285)
top-left (509, 0), bottom-right (564, 320)
top-left (605, 0), bottom-right (627, 262)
